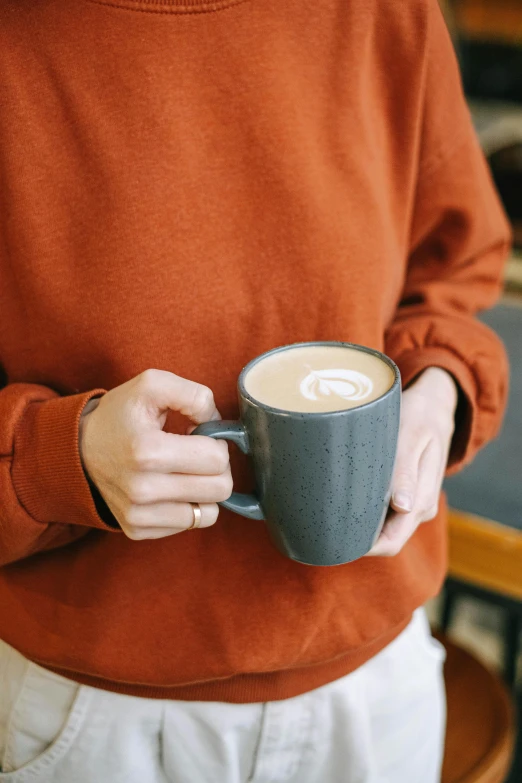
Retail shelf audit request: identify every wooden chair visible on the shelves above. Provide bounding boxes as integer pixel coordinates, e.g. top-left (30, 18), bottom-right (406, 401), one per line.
top-left (440, 635), bottom-right (515, 783)
top-left (444, 509), bottom-right (522, 685)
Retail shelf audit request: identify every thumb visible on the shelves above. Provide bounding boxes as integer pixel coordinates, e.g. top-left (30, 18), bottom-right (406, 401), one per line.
top-left (185, 411), bottom-right (222, 436)
top-left (136, 369), bottom-right (221, 425)
top-left (390, 463), bottom-right (418, 514)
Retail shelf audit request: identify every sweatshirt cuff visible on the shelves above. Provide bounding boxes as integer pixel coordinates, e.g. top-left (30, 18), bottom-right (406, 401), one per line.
top-left (393, 346), bottom-right (478, 472)
top-left (12, 390), bottom-right (119, 530)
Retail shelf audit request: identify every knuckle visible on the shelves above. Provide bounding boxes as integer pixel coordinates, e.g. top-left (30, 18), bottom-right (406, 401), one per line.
top-left (129, 437), bottom-right (156, 471)
top-left (393, 468), bottom-right (416, 485)
top-left (136, 369), bottom-right (159, 395)
top-left (128, 438), bottom-right (143, 467)
top-left (215, 473), bottom-right (233, 502)
top-left (124, 506), bottom-right (142, 528)
top-left (126, 477), bottom-right (152, 505)
top-left (123, 524), bottom-right (146, 541)
top-left (207, 504), bottom-right (220, 526)
top-left (192, 385), bottom-right (215, 418)
top-left (211, 441), bottom-right (230, 474)
top-left (393, 472), bottom-right (417, 493)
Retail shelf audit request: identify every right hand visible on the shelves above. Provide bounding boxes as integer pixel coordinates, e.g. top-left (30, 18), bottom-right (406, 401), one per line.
top-left (79, 370), bottom-right (233, 540)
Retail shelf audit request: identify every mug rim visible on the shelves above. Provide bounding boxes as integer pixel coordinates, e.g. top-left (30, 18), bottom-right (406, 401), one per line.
top-left (238, 341), bottom-right (401, 418)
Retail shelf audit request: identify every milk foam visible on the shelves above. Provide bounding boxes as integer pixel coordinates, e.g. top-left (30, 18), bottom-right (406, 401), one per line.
top-left (300, 368), bottom-right (373, 403)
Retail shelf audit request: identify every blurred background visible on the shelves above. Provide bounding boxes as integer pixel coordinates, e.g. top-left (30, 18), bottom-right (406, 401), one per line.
top-left (441, 0), bottom-right (522, 255)
top-left (430, 3), bottom-right (522, 782)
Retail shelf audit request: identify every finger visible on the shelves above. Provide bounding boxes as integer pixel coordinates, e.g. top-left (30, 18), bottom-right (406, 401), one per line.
top-left (389, 428), bottom-right (426, 514)
top-left (365, 509), bottom-right (419, 557)
top-left (129, 431), bottom-right (230, 475)
top-left (124, 471), bottom-right (233, 505)
top-left (413, 441), bottom-right (444, 524)
top-left (367, 442), bottom-right (443, 557)
top-left (122, 527), bottom-right (184, 541)
top-left (135, 370), bottom-right (221, 424)
top-left (122, 501), bottom-right (219, 537)
top-left (185, 421), bottom-right (222, 435)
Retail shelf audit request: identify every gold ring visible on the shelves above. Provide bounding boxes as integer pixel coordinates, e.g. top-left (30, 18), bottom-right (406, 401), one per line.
top-left (188, 503), bottom-right (202, 531)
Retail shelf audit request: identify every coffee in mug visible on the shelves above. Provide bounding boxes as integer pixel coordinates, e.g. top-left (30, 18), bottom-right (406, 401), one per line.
top-left (244, 344), bottom-right (395, 413)
top-left (192, 342), bottom-right (400, 566)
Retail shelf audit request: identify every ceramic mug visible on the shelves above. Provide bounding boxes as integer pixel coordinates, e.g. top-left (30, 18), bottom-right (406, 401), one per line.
top-left (193, 342), bottom-right (401, 566)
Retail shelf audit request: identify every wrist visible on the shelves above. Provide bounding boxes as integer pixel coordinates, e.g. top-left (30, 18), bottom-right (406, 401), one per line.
top-left (412, 366), bottom-right (459, 416)
top-left (78, 397), bottom-right (100, 475)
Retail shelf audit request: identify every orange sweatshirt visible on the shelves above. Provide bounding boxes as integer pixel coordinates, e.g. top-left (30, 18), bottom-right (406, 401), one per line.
top-left (0, 0), bottom-right (510, 701)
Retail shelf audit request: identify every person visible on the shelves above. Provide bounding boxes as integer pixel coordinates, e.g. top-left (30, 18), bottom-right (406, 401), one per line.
top-left (0, 0), bottom-right (511, 780)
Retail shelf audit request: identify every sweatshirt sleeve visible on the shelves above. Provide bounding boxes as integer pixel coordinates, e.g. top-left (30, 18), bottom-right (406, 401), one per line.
top-left (384, 0), bottom-right (512, 473)
top-left (0, 381), bottom-right (118, 566)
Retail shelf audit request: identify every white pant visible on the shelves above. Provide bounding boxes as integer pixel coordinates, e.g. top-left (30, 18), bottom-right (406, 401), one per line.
top-left (0, 609), bottom-right (445, 783)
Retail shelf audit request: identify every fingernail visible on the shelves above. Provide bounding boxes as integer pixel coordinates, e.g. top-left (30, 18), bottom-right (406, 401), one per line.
top-left (393, 491), bottom-right (413, 512)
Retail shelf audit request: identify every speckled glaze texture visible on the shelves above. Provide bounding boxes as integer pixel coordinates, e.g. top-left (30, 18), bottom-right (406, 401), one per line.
top-left (193, 342), bottom-right (401, 567)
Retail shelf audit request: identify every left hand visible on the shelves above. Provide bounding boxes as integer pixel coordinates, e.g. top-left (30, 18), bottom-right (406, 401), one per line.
top-left (366, 366), bottom-right (458, 557)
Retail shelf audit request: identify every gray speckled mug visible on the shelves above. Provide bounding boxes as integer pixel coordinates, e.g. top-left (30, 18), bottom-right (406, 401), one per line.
top-left (193, 342), bottom-right (401, 566)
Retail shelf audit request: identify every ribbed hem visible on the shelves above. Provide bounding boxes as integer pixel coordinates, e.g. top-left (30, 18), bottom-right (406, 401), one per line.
top-left (87, 0), bottom-right (249, 14)
top-left (12, 390), bottom-right (117, 530)
top-left (34, 619), bottom-right (409, 703)
top-left (394, 346), bottom-right (477, 472)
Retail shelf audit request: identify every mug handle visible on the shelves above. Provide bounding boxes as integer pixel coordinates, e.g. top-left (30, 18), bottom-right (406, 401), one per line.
top-left (191, 421), bottom-right (265, 520)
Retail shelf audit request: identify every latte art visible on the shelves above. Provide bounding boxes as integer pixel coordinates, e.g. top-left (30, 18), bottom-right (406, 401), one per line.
top-left (300, 369), bottom-right (373, 403)
top-left (244, 344), bottom-right (395, 413)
